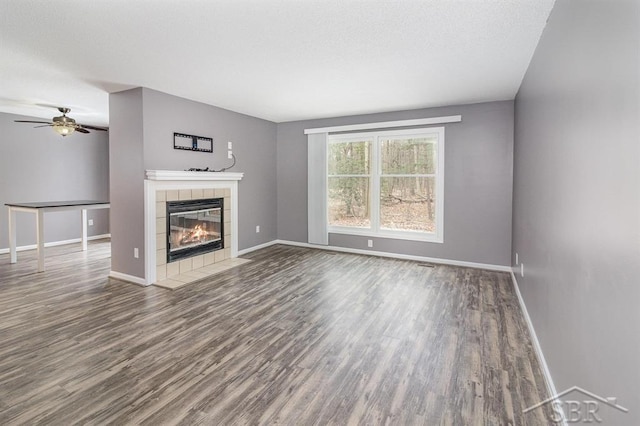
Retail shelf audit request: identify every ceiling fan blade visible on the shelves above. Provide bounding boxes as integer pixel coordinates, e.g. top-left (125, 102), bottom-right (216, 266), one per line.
top-left (34, 124), bottom-right (54, 128)
top-left (15, 120), bottom-right (52, 124)
top-left (75, 127), bottom-right (90, 134)
top-left (78, 124), bottom-right (108, 131)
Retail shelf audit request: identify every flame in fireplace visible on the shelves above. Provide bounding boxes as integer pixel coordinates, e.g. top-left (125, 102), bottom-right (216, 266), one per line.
top-left (192, 225), bottom-right (205, 239)
top-left (180, 224), bottom-right (209, 245)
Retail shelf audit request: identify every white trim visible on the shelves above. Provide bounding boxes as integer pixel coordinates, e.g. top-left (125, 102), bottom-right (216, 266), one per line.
top-left (251, 239), bottom-right (511, 271)
top-left (510, 271), bottom-right (565, 425)
top-left (81, 210), bottom-right (88, 251)
top-left (0, 234), bottom-right (111, 254)
top-left (144, 180), bottom-right (153, 285)
top-left (304, 115), bottom-right (462, 134)
top-left (88, 233), bottom-right (111, 241)
top-left (109, 270), bottom-right (148, 286)
top-left (326, 227), bottom-right (443, 243)
top-left (146, 170), bottom-right (244, 181)
top-left (236, 240), bottom-right (280, 256)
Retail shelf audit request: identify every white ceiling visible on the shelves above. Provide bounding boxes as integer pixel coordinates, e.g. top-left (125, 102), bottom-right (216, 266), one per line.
top-left (0, 0), bottom-right (554, 125)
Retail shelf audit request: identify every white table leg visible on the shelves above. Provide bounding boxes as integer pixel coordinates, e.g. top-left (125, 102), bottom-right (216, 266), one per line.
top-left (82, 209), bottom-right (88, 251)
top-left (36, 210), bottom-right (45, 272)
top-left (8, 206), bottom-right (17, 264)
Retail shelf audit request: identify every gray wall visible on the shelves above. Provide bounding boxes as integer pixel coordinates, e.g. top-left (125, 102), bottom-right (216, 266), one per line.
top-left (277, 101), bottom-right (514, 266)
top-left (513, 0), bottom-right (640, 423)
top-left (108, 88), bottom-right (277, 279)
top-left (0, 111), bottom-right (109, 250)
top-left (141, 88), bottom-right (278, 250)
top-left (109, 88), bottom-right (145, 278)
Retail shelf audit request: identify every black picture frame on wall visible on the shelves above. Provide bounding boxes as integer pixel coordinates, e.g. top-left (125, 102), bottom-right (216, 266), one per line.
top-left (174, 132), bottom-right (213, 153)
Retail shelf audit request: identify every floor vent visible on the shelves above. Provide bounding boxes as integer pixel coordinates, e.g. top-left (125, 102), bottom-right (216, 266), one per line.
top-left (418, 263), bottom-right (436, 268)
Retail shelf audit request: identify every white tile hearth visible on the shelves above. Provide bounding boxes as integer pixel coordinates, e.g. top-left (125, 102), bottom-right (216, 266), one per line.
top-left (155, 258), bottom-right (251, 290)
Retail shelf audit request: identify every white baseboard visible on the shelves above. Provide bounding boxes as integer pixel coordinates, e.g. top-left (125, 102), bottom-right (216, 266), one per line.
top-left (510, 270), bottom-right (565, 425)
top-left (239, 238), bottom-right (511, 272)
top-left (237, 240), bottom-right (280, 256)
top-left (0, 234), bottom-right (111, 255)
top-left (278, 239), bottom-right (512, 271)
top-left (109, 270), bottom-right (148, 286)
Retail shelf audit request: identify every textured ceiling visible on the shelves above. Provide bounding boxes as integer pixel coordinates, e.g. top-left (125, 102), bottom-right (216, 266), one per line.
top-left (0, 0), bottom-right (554, 125)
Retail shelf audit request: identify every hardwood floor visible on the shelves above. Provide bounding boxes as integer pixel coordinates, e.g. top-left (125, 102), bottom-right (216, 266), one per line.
top-left (0, 240), bottom-right (552, 425)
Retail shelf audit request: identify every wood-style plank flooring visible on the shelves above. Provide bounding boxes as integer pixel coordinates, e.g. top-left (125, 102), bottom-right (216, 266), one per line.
top-left (0, 240), bottom-right (552, 425)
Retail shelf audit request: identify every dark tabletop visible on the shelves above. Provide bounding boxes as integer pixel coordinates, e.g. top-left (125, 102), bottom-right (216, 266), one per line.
top-left (5, 200), bottom-right (110, 209)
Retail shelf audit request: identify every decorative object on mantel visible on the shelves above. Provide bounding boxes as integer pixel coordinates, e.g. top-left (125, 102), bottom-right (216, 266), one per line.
top-left (174, 132), bottom-right (213, 152)
top-left (14, 107), bottom-right (108, 137)
top-left (185, 153), bottom-right (237, 173)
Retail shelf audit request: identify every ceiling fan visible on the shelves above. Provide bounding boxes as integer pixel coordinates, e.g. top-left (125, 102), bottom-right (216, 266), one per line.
top-left (14, 107), bottom-right (108, 137)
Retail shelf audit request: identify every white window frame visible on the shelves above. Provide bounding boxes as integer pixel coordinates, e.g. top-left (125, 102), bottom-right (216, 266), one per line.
top-left (327, 127), bottom-right (445, 243)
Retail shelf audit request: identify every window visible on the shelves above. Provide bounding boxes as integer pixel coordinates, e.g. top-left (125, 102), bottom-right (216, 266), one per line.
top-left (327, 127), bottom-right (444, 242)
top-left (327, 137), bottom-right (372, 229)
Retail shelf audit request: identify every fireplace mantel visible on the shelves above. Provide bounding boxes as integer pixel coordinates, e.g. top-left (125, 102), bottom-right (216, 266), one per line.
top-left (143, 170), bottom-right (243, 285)
top-left (146, 170), bottom-right (244, 181)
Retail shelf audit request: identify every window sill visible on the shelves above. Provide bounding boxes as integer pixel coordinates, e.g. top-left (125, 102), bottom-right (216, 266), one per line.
top-left (328, 227), bottom-right (443, 244)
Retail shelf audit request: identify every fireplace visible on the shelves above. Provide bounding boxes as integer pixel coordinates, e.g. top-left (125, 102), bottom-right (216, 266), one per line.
top-left (166, 198), bottom-right (223, 263)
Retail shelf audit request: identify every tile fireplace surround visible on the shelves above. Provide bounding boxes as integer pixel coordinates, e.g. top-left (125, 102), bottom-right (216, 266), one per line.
top-left (144, 170), bottom-right (243, 285)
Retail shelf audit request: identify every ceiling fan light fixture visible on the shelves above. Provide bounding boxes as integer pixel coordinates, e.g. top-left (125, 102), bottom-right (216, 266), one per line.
top-left (53, 123), bottom-right (76, 137)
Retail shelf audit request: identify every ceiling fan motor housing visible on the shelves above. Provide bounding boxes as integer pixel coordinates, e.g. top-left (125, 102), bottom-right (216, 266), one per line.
top-left (53, 115), bottom-right (76, 126)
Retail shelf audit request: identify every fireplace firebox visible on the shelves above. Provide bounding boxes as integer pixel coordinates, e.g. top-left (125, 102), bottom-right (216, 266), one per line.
top-left (166, 198), bottom-right (223, 263)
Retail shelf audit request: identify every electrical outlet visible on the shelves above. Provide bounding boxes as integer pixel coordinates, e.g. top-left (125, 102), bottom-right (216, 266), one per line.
top-left (134, 248), bottom-right (139, 259)
top-left (88, 219), bottom-right (94, 226)
top-left (367, 239), bottom-right (373, 248)
top-left (515, 252), bottom-right (519, 265)
top-left (227, 141), bottom-right (233, 150)
top-left (256, 225), bottom-right (260, 233)
top-left (520, 263), bottom-right (524, 278)
top-left (228, 150), bottom-right (233, 159)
